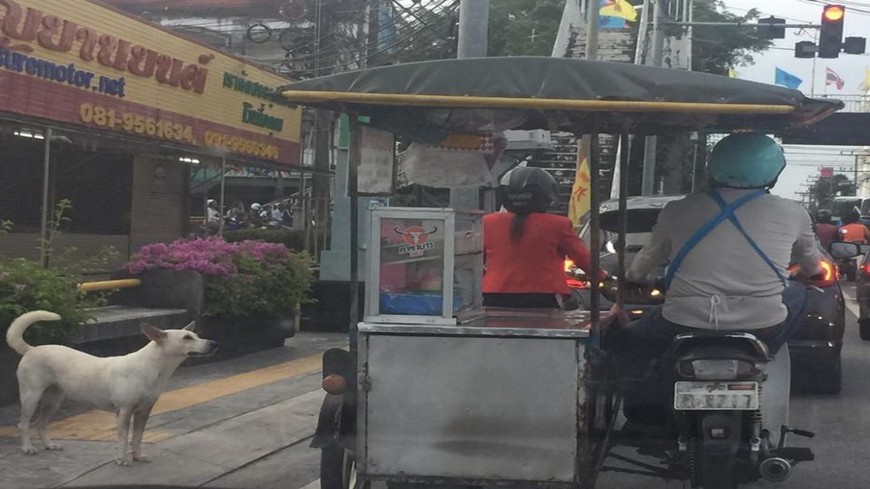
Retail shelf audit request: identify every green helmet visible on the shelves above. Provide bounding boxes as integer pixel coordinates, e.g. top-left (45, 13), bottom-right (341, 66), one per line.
top-left (708, 133), bottom-right (786, 189)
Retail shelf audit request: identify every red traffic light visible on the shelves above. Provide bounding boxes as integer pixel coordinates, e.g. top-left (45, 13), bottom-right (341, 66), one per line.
top-left (823, 5), bottom-right (845, 22)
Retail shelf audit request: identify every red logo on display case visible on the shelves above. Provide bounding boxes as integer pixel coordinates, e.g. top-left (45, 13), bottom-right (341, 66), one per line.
top-left (394, 226), bottom-right (438, 257)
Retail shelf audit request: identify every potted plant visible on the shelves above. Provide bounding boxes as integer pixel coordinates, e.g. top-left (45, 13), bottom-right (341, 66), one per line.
top-left (126, 237), bottom-right (314, 357)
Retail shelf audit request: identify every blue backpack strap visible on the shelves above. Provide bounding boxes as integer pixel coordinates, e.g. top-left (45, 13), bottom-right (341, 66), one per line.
top-left (708, 191), bottom-right (788, 286)
top-left (664, 190), bottom-right (766, 288)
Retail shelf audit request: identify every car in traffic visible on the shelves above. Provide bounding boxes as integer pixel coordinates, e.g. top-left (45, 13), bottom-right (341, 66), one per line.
top-left (570, 195), bottom-right (847, 394)
top-left (852, 247), bottom-right (870, 340)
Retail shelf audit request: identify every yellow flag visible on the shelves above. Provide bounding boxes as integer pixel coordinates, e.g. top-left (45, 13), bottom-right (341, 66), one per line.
top-left (568, 148), bottom-right (591, 227)
top-left (600, 0), bottom-right (638, 22)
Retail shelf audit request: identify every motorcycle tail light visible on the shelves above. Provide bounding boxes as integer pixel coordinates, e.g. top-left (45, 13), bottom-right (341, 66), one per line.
top-left (789, 260), bottom-right (838, 287)
top-left (566, 278), bottom-right (587, 289)
top-left (862, 264), bottom-right (870, 277)
top-left (817, 260), bottom-right (837, 287)
top-left (677, 359), bottom-right (756, 380)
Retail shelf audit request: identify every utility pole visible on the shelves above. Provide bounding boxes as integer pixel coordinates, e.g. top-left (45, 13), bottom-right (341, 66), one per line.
top-left (584, 0), bottom-right (600, 60)
top-left (641, 0), bottom-right (668, 196)
top-left (457, 0), bottom-right (490, 59)
top-left (451, 0), bottom-right (491, 210)
top-left (579, 0), bottom-right (600, 208)
top-left (312, 0), bottom-right (335, 253)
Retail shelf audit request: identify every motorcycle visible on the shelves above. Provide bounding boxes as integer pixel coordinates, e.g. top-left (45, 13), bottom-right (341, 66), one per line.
top-left (592, 267), bottom-right (848, 488)
top-left (835, 241), bottom-right (870, 281)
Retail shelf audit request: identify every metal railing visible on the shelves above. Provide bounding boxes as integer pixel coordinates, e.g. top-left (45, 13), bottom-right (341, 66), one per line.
top-left (77, 279), bottom-right (141, 293)
top-left (815, 94), bottom-right (870, 113)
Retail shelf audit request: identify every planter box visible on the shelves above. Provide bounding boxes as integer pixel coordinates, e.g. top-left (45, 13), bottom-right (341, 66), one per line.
top-left (182, 313), bottom-right (296, 366)
top-left (109, 268), bottom-right (299, 365)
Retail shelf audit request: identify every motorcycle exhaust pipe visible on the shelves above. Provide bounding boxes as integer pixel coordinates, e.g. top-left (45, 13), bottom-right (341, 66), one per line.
top-left (759, 457), bottom-right (791, 482)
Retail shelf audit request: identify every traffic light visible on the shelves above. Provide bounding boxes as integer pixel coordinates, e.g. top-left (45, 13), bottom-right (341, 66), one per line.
top-left (758, 16), bottom-right (786, 39)
top-left (795, 41), bottom-right (816, 58)
top-left (818, 4), bottom-right (845, 58)
top-left (844, 36), bottom-right (867, 54)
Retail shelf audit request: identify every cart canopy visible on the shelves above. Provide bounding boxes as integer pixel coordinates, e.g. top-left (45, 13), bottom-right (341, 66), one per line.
top-left (278, 57), bottom-right (842, 138)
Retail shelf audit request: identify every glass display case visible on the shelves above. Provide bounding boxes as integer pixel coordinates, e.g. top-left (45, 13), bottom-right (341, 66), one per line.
top-left (365, 207), bottom-right (484, 325)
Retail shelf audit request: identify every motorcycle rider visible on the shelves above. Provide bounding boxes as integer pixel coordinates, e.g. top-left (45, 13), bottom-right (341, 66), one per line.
top-left (813, 209), bottom-right (838, 249)
top-left (206, 199), bottom-right (221, 234)
top-left (483, 167), bottom-right (604, 308)
top-left (838, 208), bottom-right (870, 244)
top-left (607, 133), bottom-right (822, 421)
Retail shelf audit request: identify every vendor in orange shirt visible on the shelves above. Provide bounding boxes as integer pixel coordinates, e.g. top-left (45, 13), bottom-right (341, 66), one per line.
top-left (483, 167), bottom-right (604, 308)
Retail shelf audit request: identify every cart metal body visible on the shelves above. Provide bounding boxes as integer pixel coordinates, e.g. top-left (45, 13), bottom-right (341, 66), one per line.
top-left (358, 312), bottom-right (589, 486)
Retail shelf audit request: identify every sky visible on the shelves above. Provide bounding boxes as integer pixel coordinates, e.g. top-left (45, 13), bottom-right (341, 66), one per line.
top-left (720, 0), bottom-right (870, 200)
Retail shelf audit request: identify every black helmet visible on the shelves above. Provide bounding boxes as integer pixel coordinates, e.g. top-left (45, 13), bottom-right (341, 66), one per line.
top-left (843, 208), bottom-right (861, 224)
top-left (501, 167), bottom-right (559, 214)
top-left (815, 209), bottom-right (832, 223)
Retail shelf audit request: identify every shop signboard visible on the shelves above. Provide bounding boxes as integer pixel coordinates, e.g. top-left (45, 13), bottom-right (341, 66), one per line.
top-left (0, 0), bottom-right (301, 165)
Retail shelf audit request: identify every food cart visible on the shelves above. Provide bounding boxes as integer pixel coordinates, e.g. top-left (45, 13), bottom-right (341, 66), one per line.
top-left (359, 205), bottom-right (594, 486)
top-left (277, 57), bottom-right (842, 489)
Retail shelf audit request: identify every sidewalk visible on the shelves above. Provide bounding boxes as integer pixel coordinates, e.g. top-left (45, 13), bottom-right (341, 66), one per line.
top-left (0, 332), bottom-right (345, 489)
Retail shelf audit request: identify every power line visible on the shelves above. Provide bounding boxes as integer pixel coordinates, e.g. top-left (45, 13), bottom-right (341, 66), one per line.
top-left (300, 1), bottom-right (459, 74)
top-left (796, 0), bottom-right (870, 16)
top-left (282, 0), bottom-right (457, 73)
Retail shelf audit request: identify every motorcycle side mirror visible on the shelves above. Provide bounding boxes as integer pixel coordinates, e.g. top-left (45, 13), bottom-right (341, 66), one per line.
top-left (829, 242), bottom-right (863, 259)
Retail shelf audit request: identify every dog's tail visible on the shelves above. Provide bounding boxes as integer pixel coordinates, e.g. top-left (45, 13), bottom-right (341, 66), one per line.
top-left (6, 311), bottom-right (61, 355)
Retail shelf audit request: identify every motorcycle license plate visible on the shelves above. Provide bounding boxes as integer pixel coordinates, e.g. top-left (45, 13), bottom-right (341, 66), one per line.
top-left (673, 381), bottom-right (759, 411)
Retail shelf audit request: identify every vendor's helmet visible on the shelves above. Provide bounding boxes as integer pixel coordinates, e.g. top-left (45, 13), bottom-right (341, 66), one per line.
top-left (250, 203), bottom-right (262, 210)
top-left (501, 167), bottom-right (559, 213)
top-left (815, 209), bottom-right (832, 223)
top-left (709, 133), bottom-right (786, 189)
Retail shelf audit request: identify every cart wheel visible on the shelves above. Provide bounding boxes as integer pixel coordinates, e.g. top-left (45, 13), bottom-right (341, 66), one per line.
top-left (321, 446), bottom-right (365, 489)
top-left (582, 362), bottom-right (620, 488)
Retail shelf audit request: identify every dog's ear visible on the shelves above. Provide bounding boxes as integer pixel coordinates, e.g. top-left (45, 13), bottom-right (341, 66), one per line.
top-left (182, 321), bottom-right (196, 332)
top-left (141, 324), bottom-right (167, 343)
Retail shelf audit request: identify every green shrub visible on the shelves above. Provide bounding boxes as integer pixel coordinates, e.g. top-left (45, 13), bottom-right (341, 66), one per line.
top-left (127, 237), bottom-right (314, 321)
top-left (0, 258), bottom-right (96, 345)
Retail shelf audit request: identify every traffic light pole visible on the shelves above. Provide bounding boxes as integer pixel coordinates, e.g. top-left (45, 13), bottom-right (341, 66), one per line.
top-left (666, 22), bottom-right (821, 28)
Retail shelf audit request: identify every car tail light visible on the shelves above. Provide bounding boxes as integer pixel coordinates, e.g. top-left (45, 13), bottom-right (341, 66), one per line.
top-left (862, 264), bottom-right (870, 277)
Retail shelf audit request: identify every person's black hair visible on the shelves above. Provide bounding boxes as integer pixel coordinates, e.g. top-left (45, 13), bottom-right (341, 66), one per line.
top-left (501, 167), bottom-right (558, 240)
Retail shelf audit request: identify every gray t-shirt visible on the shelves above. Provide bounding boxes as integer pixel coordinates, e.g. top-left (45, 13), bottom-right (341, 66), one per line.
top-left (627, 189), bottom-right (822, 330)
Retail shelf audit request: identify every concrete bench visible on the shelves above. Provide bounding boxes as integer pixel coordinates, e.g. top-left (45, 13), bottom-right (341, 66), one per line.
top-left (74, 269), bottom-right (203, 348)
top-left (72, 305), bottom-right (190, 344)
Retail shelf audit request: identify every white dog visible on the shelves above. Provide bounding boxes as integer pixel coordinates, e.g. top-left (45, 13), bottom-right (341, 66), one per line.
top-left (7, 310), bottom-right (218, 466)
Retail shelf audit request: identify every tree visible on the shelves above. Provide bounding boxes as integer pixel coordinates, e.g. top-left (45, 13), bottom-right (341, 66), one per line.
top-left (689, 1), bottom-right (772, 75)
top-left (813, 174), bottom-right (856, 209)
top-left (487, 0), bottom-right (565, 56)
